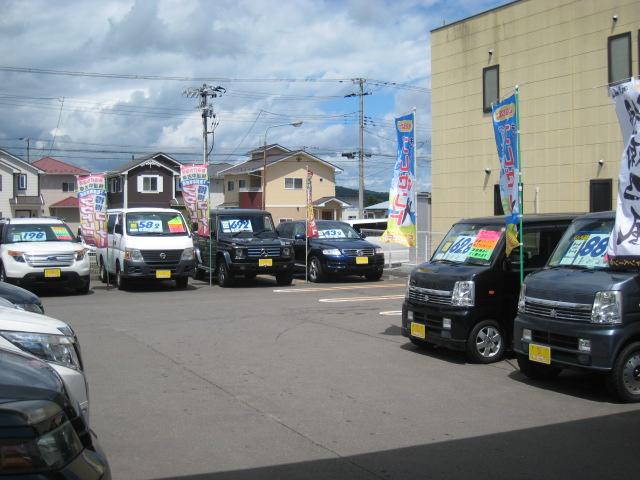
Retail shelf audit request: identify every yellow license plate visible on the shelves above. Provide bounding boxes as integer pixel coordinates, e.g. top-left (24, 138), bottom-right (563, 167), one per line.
top-left (529, 344), bottom-right (551, 364)
top-left (259, 258), bottom-right (273, 267)
top-left (356, 256), bottom-right (369, 264)
top-left (156, 270), bottom-right (171, 279)
top-left (44, 268), bottom-right (61, 278)
top-left (410, 322), bottom-right (426, 339)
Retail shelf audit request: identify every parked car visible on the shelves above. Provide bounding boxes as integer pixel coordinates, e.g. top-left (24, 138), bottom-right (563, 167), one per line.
top-left (0, 347), bottom-right (110, 478)
top-left (402, 214), bottom-right (576, 363)
top-left (0, 218), bottom-right (91, 294)
top-left (193, 209), bottom-right (294, 287)
top-left (276, 220), bottom-right (385, 282)
top-left (96, 208), bottom-right (195, 290)
top-left (0, 280), bottom-right (44, 313)
top-left (513, 211), bottom-right (640, 402)
top-left (0, 306), bottom-right (90, 424)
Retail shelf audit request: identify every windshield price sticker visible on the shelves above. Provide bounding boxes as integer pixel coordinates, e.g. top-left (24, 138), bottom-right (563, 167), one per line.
top-left (559, 232), bottom-right (609, 267)
top-left (318, 229), bottom-right (346, 239)
top-left (131, 220), bottom-right (163, 233)
top-left (51, 226), bottom-right (73, 240)
top-left (14, 231), bottom-right (46, 242)
top-left (467, 229), bottom-right (501, 261)
top-left (167, 216), bottom-right (186, 233)
top-left (221, 219), bottom-right (253, 233)
top-left (442, 234), bottom-right (477, 262)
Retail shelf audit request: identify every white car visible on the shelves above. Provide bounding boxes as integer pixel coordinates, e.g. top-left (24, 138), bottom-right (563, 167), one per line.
top-left (0, 305), bottom-right (90, 424)
top-left (0, 217), bottom-right (91, 293)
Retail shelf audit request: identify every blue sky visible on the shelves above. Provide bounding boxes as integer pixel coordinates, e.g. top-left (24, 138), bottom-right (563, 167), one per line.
top-left (0, 0), bottom-right (509, 192)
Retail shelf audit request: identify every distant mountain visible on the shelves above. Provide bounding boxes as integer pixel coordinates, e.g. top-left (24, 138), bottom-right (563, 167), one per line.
top-left (335, 186), bottom-right (387, 207)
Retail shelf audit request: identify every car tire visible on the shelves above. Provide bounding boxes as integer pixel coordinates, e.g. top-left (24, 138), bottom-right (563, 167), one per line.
top-left (516, 354), bottom-right (562, 380)
top-left (115, 264), bottom-right (127, 291)
top-left (275, 272), bottom-right (293, 286)
top-left (365, 270), bottom-right (383, 281)
top-left (466, 320), bottom-right (505, 364)
top-left (76, 281), bottom-right (90, 295)
top-left (606, 342), bottom-right (640, 403)
top-left (217, 260), bottom-right (234, 287)
top-left (192, 266), bottom-right (204, 281)
top-left (99, 259), bottom-right (108, 284)
top-left (308, 256), bottom-right (325, 283)
top-left (175, 277), bottom-right (189, 289)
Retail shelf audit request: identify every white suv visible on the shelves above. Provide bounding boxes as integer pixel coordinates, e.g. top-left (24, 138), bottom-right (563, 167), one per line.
top-left (0, 218), bottom-right (91, 293)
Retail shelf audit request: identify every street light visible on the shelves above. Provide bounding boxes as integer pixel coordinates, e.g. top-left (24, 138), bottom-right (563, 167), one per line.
top-left (262, 121), bottom-right (303, 210)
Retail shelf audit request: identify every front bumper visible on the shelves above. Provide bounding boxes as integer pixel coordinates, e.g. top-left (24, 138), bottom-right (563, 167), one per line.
top-left (228, 258), bottom-right (294, 275)
top-left (50, 363), bottom-right (90, 427)
top-left (323, 254), bottom-right (384, 274)
top-left (122, 259), bottom-right (194, 279)
top-left (3, 255), bottom-right (91, 288)
top-left (10, 272), bottom-right (90, 289)
top-left (513, 313), bottom-right (625, 372)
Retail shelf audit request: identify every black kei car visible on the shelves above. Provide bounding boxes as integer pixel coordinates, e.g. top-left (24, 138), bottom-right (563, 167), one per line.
top-left (514, 211), bottom-right (640, 402)
top-left (192, 209), bottom-right (295, 287)
top-left (0, 347), bottom-right (110, 479)
top-left (276, 220), bottom-right (385, 282)
top-left (402, 214), bottom-right (576, 363)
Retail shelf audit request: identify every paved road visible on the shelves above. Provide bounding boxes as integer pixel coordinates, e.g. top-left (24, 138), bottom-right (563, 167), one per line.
top-left (41, 275), bottom-right (640, 480)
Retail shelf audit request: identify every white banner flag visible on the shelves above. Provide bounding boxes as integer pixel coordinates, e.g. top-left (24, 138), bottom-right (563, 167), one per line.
top-left (608, 79), bottom-right (640, 266)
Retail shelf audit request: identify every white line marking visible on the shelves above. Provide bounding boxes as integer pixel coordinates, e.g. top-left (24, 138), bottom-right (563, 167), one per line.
top-left (379, 310), bottom-right (402, 316)
top-left (319, 295), bottom-right (405, 303)
top-left (273, 283), bottom-right (405, 293)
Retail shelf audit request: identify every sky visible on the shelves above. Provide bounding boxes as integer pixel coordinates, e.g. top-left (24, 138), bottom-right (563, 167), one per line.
top-left (0, 0), bottom-right (507, 192)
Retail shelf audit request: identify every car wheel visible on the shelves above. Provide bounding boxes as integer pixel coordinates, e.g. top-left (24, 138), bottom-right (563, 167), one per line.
top-left (115, 264), bottom-right (127, 291)
top-left (275, 272), bottom-right (293, 286)
top-left (76, 281), bottom-right (90, 295)
top-left (217, 260), bottom-right (234, 287)
top-left (516, 354), bottom-right (562, 380)
top-left (308, 256), bottom-right (325, 283)
top-left (99, 258), bottom-right (108, 284)
top-left (365, 270), bottom-right (383, 281)
top-left (175, 277), bottom-right (189, 289)
top-left (606, 342), bottom-right (640, 403)
top-left (192, 266), bottom-right (204, 281)
top-left (466, 320), bottom-right (505, 363)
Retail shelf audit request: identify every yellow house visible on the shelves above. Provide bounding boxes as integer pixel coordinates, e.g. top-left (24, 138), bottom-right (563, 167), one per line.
top-left (218, 145), bottom-right (346, 223)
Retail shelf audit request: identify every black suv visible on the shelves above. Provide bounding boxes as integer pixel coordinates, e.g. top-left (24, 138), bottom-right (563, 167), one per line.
top-left (276, 220), bottom-right (384, 282)
top-left (192, 209), bottom-right (295, 287)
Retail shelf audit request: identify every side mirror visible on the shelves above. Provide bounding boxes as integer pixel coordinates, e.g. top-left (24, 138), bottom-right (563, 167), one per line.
top-left (294, 233), bottom-right (306, 240)
top-left (114, 224), bottom-right (123, 235)
top-left (359, 232), bottom-right (367, 239)
top-left (75, 235), bottom-right (82, 243)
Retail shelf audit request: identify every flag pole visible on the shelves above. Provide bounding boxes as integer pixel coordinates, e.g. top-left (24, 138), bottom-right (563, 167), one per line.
top-left (515, 85), bottom-right (524, 285)
top-left (412, 107), bottom-right (418, 262)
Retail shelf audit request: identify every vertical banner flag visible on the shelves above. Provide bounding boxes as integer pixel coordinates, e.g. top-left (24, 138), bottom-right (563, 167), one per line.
top-left (180, 165), bottom-right (210, 236)
top-left (492, 94), bottom-right (520, 255)
top-left (381, 112), bottom-right (416, 247)
top-left (607, 79), bottom-right (640, 266)
top-left (306, 169), bottom-right (319, 237)
top-left (77, 174), bottom-right (107, 248)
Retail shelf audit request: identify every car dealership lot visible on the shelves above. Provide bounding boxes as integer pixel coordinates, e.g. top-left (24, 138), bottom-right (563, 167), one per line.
top-left (41, 276), bottom-right (640, 480)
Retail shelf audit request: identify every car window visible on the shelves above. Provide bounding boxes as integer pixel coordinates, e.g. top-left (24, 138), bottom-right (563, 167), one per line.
top-left (293, 223), bottom-right (305, 237)
top-left (4, 223), bottom-right (75, 243)
top-left (279, 223), bottom-right (293, 238)
top-left (107, 214), bottom-right (117, 234)
top-left (508, 227), bottom-right (566, 269)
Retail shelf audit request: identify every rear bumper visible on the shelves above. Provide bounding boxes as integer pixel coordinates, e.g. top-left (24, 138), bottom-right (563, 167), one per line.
top-left (122, 259), bottom-right (194, 279)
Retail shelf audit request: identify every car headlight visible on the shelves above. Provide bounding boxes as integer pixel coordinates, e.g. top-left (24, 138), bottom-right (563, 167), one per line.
top-left (17, 303), bottom-right (44, 315)
top-left (74, 248), bottom-right (88, 261)
top-left (8, 250), bottom-right (26, 263)
top-left (124, 248), bottom-right (143, 261)
top-left (234, 247), bottom-right (246, 259)
top-left (518, 284), bottom-right (526, 313)
top-left (0, 331), bottom-right (81, 370)
top-left (323, 248), bottom-right (341, 256)
top-left (591, 291), bottom-right (622, 324)
top-left (452, 280), bottom-right (475, 307)
top-left (282, 247), bottom-right (291, 257)
top-left (375, 247), bottom-right (383, 254)
top-left (181, 247), bottom-right (194, 261)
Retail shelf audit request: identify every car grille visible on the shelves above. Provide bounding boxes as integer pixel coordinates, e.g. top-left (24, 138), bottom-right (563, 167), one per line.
top-left (524, 297), bottom-right (592, 322)
top-left (407, 286), bottom-right (452, 306)
top-left (531, 330), bottom-right (578, 350)
top-left (247, 247), bottom-right (281, 257)
top-left (141, 250), bottom-right (182, 266)
top-left (341, 248), bottom-right (375, 256)
top-left (25, 253), bottom-right (74, 267)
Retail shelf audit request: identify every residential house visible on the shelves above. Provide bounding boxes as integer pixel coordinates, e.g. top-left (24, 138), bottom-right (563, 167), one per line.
top-left (218, 145), bottom-right (344, 223)
top-left (32, 156), bottom-right (90, 232)
top-left (106, 153), bottom-right (184, 210)
top-left (363, 201), bottom-right (389, 219)
top-left (337, 193), bottom-right (359, 220)
top-left (208, 162), bottom-right (232, 208)
top-left (0, 148), bottom-right (44, 219)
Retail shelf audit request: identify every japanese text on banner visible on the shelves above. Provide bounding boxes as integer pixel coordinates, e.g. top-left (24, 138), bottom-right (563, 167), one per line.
top-left (306, 169), bottom-right (318, 237)
top-left (180, 165), bottom-right (210, 237)
top-left (77, 174), bottom-right (107, 248)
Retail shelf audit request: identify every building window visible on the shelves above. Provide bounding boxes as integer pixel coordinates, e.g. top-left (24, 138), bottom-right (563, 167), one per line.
top-left (483, 65), bottom-right (499, 113)
top-left (227, 180), bottom-right (235, 191)
top-left (109, 177), bottom-right (122, 193)
top-left (493, 184), bottom-right (504, 215)
top-left (141, 176), bottom-right (159, 193)
top-left (590, 179), bottom-right (612, 212)
top-left (62, 181), bottom-right (75, 192)
top-left (17, 174), bottom-right (27, 191)
top-left (608, 32), bottom-right (631, 85)
top-left (175, 176), bottom-right (182, 192)
top-left (238, 179), bottom-right (246, 189)
top-left (285, 177), bottom-right (303, 189)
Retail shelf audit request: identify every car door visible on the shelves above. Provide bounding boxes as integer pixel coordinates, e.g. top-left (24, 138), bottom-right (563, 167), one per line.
top-left (110, 213), bottom-right (124, 273)
top-left (106, 214), bottom-right (117, 273)
top-left (199, 215), bottom-right (216, 272)
top-left (292, 222), bottom-right (307, 265)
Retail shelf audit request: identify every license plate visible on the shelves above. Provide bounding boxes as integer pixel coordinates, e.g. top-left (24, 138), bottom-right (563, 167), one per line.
top-left (529, 344), bottom-right (551, 365)
top-left (44, 268), bottom-right (61, 278)
top-left (356, 256), bottom-right (368, 264)
top-left (410, 322), bottom-right (426, 339)
top-left (259, 258), bottom-right (273, 267)
top-left (156, 270), bottom-right (171, 279)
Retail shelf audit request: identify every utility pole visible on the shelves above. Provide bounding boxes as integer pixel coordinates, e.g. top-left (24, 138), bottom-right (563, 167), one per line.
top-left (345, 78), bottom-right (370, 218)
top-left (19, 137), bottom-right (30, 163)
top-left (183, 84), bottom-right (226, 165)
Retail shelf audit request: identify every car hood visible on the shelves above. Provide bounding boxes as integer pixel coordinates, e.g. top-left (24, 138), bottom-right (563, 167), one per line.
top-left (310, 238), bottom-right (377, 250)
top-left (0, 349), bottom-right (64, 404)
top-left (0, 306), bottom-right (68, 335)
top-left (0, 281), bottom-right (41, 305)
top-left (410, 261), bottom-right (489, 291)
top-left (5, 241), bottom-right (82, 254)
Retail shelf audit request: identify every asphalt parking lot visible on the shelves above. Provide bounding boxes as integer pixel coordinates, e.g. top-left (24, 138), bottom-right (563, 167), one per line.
top-left (41, 273), bottom-right (640, 480)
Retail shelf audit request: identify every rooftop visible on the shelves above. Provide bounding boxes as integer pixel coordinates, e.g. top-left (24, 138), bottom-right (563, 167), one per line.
top-left (32, 156), bottom-right (90, 175)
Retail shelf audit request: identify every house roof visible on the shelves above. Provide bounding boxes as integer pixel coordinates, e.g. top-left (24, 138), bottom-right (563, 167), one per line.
top-left (111, 152), bottom-right (182, 175)
top-left (245, 144), bottom-right (291, 156)
top-left (32, 156), bottom-right (90, 175)
top-left (0, 148), bottom-right (44, 174)
top-left (208, 162), bottom-right (233, 178)
top-left (9, 195), bottom-right (44, 206)
top-left (364, 200), bottom-right (389, 211)
top-left (219, 150), bottom-right (343, 176)
top-left (49, 196), bottom-right (79, 208)
top-left (313, 196), bottom-right (351, 208)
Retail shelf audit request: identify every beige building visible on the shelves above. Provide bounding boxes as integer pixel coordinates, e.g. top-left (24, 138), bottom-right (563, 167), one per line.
top-left (219, 145), bottom-right (345, 223)
top-left (431, 0), bottom-right (639, 244)
top-left (0, 148), bottom-right (44, 219)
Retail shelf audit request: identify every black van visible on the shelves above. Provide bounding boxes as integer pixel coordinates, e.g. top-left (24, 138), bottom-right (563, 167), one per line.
top-left (402, 214), bottom-right (576, 363)
top-left (514, 211), bottom-right (640, 402)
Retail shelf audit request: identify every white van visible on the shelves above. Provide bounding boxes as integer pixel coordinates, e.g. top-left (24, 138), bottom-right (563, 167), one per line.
top-left (96, 208), bottom-right (195, 290)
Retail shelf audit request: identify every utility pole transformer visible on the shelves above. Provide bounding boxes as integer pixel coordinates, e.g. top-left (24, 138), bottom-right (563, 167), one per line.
top-left (183, 84), bottom-right (226, 165)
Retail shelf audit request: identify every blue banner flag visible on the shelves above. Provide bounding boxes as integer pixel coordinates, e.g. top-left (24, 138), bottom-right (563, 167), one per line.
top-left (492, 94), bottom-right (520, 255)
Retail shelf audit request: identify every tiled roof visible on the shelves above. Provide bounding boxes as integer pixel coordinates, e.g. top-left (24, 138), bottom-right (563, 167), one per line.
top-left (208, 162), bottom-right (233, 178)
top-left (49, 196), bottom-right (79, 208)
top-left (32, 157), bottom-right (90, 175)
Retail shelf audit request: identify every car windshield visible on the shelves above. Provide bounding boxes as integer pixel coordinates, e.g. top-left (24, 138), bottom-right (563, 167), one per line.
top-left (431, 223), bottom-right (504, 266)
top-left (126, 212), bottom-right (188, 236)
top-left (316, 222), bottom-right (361, 239)
top-left (547, 218), bottom-right (613, 270)
top-left (4, 223), bottom-right (75, 243)
top-left (218, 214), bottom-right (276, 238)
